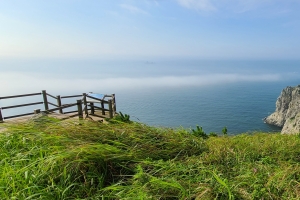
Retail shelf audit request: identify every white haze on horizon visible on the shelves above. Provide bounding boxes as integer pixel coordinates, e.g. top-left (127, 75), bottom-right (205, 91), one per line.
top-left (0, 71), bottom-right (284, 96)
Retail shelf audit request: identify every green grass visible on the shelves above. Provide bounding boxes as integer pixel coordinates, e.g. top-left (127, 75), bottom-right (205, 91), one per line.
top-left (1, 116), bottom-right (300, 199)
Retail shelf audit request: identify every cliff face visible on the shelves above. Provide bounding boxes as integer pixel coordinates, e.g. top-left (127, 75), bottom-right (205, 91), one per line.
top-left (265, 85), bottom-right (300, 134)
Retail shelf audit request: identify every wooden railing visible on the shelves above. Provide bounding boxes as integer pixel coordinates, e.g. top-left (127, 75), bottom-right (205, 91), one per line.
top-left (84, 93), bottom-right (117, 119)
top-left (0, 92), bottom-right (43, 121)
top-left (0, 90), bottom-right (117, 122)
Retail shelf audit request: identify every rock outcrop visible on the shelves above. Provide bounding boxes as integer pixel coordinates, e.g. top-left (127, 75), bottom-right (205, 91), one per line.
top-left (265, 85), bottom-right (300, 134)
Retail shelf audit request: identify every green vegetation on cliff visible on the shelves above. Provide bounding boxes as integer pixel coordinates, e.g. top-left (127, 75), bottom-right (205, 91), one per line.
top-left (1, 117), bottom-right (300, 199)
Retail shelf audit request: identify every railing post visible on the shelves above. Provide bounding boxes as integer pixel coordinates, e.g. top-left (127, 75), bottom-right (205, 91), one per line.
top-left (42, 90), bottom-right (49, 111)
top-left (77, 100), bottom-right (83, 119)
top-left (101, 101), bottom-right (105, 115)
top-left (0, 108), bottom-right (3, 122)
top-left (82, 93), bottom-right (88, 116)
top-left (90, 103), bottom-right (95, 115)
top-left (112, 94), bottom-right (116, 114)
top-left (57, 95), bottom-right (63, 114)
top-left (34, 109), bottom-right (41, 114)
top-left (108, 100), bottom-right (113, 118)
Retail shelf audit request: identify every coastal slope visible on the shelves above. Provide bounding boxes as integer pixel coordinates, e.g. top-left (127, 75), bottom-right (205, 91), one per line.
top-left (265, 85), bottom-right (300, 134)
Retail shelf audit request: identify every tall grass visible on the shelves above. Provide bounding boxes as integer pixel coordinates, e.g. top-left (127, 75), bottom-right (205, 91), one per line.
top-left (1, 116), bottom-right (300, 199)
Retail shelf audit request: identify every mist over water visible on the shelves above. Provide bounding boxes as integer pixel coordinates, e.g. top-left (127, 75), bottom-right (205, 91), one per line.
top-left (0, 59), bottom-right (299, 134)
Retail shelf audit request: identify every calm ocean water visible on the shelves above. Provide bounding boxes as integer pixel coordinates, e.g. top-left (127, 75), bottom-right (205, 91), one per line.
top-left (117, 82), bottom-right (288, 134)
top-left (1, 59), bottom-right (299, 134)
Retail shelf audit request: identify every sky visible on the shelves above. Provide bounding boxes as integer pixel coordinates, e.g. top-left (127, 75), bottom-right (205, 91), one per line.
top-left (1, 0), bottom-right (300, 60)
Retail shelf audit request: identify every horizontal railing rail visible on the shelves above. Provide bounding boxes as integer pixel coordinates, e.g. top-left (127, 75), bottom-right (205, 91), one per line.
top-left (48, 102), bottom-right (59, 107)
top-left (92, 105), bottom-right (110, 112)
top-left (63, 110), bottom-right (80, 115)
top-left (45, 103), bottom-right (77, 113)
top-left (4, 112), bottom-right (37, 120)
top-left (1, 102), bottom-right (43, 110)
top-left (61, 95), bottom-right (82, 99)
top-left (86, 95), bottom-right (109, 104)
top-left (0, 92), bottom-right (41, 100)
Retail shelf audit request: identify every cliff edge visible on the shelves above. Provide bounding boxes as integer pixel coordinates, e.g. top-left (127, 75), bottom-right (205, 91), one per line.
top-left (265, 85), bottom-right (300, 134)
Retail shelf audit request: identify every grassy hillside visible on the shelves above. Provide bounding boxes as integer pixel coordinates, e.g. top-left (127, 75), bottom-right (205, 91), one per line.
top-left (1, 116), bottom-right (300, 199)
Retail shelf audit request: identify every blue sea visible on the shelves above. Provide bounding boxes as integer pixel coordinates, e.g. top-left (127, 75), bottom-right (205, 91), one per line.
top-left (1, 59), bottom-right (299, 134)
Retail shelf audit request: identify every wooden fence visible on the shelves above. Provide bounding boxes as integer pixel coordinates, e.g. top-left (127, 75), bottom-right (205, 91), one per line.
top-left (0, 90), bottom-right (117, 122)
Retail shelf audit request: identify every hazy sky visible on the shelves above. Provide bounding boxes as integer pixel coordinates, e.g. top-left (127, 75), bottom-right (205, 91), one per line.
top-left (1, 0), bottom-right (300, 60)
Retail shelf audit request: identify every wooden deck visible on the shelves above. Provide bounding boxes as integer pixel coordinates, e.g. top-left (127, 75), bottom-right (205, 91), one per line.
top-left (0, 110), bottom-right (111, 133)
top-left (3, 110), bottom-right (111, 123)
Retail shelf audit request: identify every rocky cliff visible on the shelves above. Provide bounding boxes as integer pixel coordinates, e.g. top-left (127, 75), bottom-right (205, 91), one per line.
top-left (265, 85), bottom-right (300, 134)
top-left (265, 86), bottom-right (295, 127)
